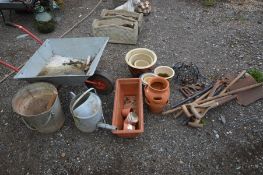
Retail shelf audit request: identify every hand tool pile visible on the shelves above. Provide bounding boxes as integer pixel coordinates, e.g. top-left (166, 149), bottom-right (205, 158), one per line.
top-left (163, 70), bottom-right (263, 128)
top-left (179, 83), bottom-right (204, 97)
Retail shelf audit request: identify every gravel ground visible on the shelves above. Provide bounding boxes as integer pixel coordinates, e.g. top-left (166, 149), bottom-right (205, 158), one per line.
top-left (0, 0), bottom-right (263, 174)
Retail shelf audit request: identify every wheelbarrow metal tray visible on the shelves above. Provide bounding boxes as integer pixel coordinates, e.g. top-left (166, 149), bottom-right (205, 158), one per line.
top-left (14, 37), bottom-right (109, 85)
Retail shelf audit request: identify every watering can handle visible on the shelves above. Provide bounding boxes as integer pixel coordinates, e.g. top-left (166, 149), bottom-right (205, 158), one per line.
top-left (70, 88), bottom-right (96, 99)
top-left (72, 88), bottom-right (97, 109)
top-left (69, 92), bottom-right (76, 99)
top-left (89, 88), bottom-right (97, 94)
top-left (83, 88), bottom-right (96, 94)
top-left (19, 111), bottom-right (54, 131)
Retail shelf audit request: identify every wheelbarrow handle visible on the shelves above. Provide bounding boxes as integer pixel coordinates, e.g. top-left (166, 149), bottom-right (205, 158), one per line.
top-left (5, 22), bottom-right (44, 45)
top-left (0, 60), bottom-right (20, 72)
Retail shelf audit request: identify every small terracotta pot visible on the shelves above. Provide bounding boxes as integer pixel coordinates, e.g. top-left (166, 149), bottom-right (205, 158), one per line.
top-left (144, 77), bottom-right (170, 113)
top-left (121, 107), bottom-right (133, 117)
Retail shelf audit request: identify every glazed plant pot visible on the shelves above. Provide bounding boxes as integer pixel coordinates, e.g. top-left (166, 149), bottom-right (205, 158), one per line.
top-left (129, 53), bottom-right (153, 66)
top-left (134, 59), bottom-right (150, 67)
top-left (34, 12), bottom-right (55, 34)
top-left (140, 72), bottom-right (157, 86)
top-left (125, 48), bottom-right (157, 77)
top-left (154, 66), bottom-right (175, 81)
top-left (144, 77), bottom-right (170, 113)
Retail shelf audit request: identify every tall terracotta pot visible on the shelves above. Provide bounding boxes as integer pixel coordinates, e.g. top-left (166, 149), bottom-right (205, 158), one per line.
top-left (144, 77), bottom-right (170, 113)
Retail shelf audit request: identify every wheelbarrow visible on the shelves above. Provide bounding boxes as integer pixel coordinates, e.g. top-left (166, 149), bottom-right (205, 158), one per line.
top-left (12, 37), bottom-right (114, 94)
top-left (0, 23), bottom-right (114, 94)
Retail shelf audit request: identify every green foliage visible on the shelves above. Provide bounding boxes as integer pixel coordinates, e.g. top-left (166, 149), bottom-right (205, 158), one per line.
top-left (247, 68), bottom-right (263, 83)
top-left (200, 118), bottom-right (206, 125)
top-left (202, 0), bottom-right (216, 7)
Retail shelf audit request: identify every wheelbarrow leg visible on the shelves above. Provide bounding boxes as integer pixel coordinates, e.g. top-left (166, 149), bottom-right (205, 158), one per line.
top-left (0, 10), bottom-right (5, 23)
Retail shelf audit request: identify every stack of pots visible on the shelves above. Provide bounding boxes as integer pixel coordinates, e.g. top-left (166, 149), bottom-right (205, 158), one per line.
top-left (144, 77), bottom-right (170, 113)
top-left (125, 48), bottom-right (157, 77)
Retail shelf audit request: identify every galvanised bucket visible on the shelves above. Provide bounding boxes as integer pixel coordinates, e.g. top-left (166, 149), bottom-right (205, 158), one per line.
top-left (12, 82), bottom-right (65, 133)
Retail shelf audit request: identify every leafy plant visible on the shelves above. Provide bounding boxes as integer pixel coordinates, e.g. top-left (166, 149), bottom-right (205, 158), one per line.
top-left (200, 118), bottom-right (206, 125)
top-left (247, 68), bottom-right (263, 83)
top-left (202, 0), bottom-right (216, 7)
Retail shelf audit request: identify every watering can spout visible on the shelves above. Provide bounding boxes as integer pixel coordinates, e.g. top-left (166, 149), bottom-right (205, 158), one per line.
top-left (97, 123), bottom-right (117, 130)
top-left (69, 92), bottom-right (76, 99)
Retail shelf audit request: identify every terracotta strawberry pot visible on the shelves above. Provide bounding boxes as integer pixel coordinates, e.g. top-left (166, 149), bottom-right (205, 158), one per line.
top-left (112, 78), bottom-right (144, 138)
top-left (144, 77), bottom-right (170, 113)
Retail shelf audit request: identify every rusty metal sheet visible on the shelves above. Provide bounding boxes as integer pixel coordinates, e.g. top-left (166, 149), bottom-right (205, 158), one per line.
top-left (229, 75), bottom-right (263, 106)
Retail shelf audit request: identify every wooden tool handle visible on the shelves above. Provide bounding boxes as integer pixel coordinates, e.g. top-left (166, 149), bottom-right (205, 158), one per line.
top-left (198, 82), bottom-right (263, 104)
top-left (190, 104), bottom-right (204, 119)
top-left (216, 95), bottom-right (236, 105)
top-left (208, 80), bottom-right (224, 97)
top-left (182, 105), bottom-right (193, 117)
top-left (220, 70), bottom-right (246, 95)
top-left (188, 121), bottom-right (203, 128)
top-left (162, 106), bottom-right (182, 115)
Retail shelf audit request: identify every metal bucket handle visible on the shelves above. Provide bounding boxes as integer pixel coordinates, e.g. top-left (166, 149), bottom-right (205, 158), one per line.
top-left (19, 111), bottom-right (55, 131)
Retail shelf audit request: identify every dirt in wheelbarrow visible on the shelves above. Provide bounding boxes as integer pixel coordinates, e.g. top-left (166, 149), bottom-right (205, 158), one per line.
top-left (0, 0), bottom-right (263, 175)
top-left (38, 55), bottom-right (92, 76)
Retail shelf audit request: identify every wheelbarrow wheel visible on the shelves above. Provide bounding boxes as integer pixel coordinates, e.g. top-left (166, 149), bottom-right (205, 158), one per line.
top-left (85, 70), bottom-right (114, 95)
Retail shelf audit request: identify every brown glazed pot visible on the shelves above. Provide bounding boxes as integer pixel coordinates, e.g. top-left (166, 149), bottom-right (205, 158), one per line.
top-left (128, 66), bottom-right (153, 77)
top-left (125, 48), bottom-right (157, 77)
top-left (144, 77), bottom-right (170, 113)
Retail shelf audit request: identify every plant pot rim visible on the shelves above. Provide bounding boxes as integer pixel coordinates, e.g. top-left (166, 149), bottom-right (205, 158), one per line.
top-left (140, 72), bottom-right (157, 85)
top-left (147, 77), bottom-right (169, 92)
top-left (125, 48), bottom-right (157, 69)
top-left (154, 66), bottom-right (175, 80)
